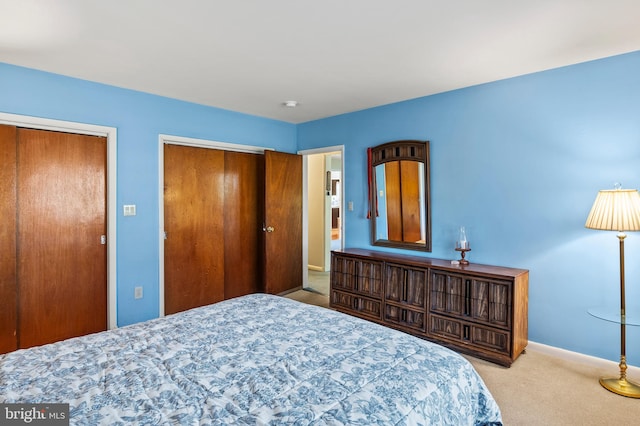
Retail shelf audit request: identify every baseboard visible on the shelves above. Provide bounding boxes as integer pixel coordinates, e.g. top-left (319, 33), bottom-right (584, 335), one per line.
top-left (277, 285), bottom-right (303, 296)
top-left (528, 341), bottom-right (640, 375)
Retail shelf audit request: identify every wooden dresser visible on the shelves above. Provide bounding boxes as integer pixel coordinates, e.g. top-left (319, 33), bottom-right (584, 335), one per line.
top-left (330, 248), bottom-right (529, 366)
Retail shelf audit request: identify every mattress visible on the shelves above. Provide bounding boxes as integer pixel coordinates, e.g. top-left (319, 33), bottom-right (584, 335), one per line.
top-left (0, 293), bottom-right (502, 425)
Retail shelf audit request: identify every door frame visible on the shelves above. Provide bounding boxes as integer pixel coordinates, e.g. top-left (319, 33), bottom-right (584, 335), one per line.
top-left (0, 112), bottom-right (118, 329)
top-left (157, 134), bottom-right (271, 317)
top-left (298, 145), bottom-right (345, 288)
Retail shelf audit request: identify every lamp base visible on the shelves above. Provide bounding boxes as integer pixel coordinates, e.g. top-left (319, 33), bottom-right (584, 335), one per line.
top-left (600, 377), bottom-right (640, 398)
top-left (454, 247), bottom-right (470, 265)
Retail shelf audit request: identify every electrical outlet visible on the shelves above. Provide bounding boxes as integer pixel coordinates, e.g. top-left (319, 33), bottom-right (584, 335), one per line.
top-left (134, 286), bottom-right (143, 299)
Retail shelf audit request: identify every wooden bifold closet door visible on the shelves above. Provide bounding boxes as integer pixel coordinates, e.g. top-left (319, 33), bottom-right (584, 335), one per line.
top-left (164, 145), bottom-right (226, 314)
top-left (164, 145), bottom-right (265, 315)
top-left (0, 125), bottom-right (107, 354)
top-left (163, 145), bottom-right (302, 315)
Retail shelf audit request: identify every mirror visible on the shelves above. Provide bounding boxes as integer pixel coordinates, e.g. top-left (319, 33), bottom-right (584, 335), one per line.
top-left (369, 140), bottom-right (431, 251)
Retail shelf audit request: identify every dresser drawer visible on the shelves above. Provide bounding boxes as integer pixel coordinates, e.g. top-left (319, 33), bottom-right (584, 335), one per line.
top-left (331, 290), bottom-right (382, 321)
top-left (384, 303), bottom-right (426, 332)
top-left (429, 313), bottom-right (511, 356)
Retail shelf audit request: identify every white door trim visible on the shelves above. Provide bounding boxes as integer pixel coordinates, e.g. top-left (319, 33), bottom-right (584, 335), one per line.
top-left (0, 112), bottom-right (118, 329)
top-left (157, 134), bottom-right (272, 317)
top-left (298, 145), bottom-right (345, 288)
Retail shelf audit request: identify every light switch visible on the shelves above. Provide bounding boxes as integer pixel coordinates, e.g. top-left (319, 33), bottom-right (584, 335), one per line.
top-left (134, 286), bottom-right (143, 299)
top-left (123, 204), bottom-right (136, 216)
top-left (348, 201), bottom-right (354, 211)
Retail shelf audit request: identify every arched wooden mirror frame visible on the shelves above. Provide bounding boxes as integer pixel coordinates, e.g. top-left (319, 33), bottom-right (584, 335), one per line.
top-left (369, 140), bottom-right (431, 252)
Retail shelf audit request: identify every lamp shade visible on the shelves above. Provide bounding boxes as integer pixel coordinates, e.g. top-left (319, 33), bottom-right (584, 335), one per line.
top-left (585, 188), bottom-right (640, 232)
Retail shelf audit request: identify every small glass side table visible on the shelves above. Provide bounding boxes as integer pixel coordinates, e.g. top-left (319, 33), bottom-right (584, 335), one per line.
top-left (588, 307), bottom-right (640, 326)
top-left (588, 307), bottom-right (640, 398)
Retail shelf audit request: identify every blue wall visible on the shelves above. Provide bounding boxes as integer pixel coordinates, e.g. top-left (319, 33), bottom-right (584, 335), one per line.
top-left (298, 51), bottom-right (640, 364)
top-left (0, 62), bottom-right (297, 327)
top-left (2, 50), bottom-right (640, 364)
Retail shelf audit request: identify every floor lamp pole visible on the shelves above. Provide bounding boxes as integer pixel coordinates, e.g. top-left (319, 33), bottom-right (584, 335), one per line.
top-left (599, 232), bottom-right (640, 398)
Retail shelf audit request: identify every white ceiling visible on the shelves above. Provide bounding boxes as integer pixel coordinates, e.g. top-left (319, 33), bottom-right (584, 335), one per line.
top-left (1, 0), bottom-right (640, 124)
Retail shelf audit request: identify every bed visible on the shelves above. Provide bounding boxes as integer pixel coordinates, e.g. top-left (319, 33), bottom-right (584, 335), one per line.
top-left (0, 293), bottom-right (502, 425)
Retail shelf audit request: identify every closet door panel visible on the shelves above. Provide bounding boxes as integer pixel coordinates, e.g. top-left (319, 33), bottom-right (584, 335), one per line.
top-left (17, 129), bottom-right (107, 349)
top-left (0, 125), bottom-right (17, 354)
top-left (264, 151), bottom-right (302, 295)
top-left (224, 151), bottom-right (264, 298)
top-left (164, 144), bottom-right (225, 314)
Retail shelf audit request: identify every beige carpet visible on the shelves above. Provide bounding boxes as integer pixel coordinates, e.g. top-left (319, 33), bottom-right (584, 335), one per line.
top-left (306, 270), bottom-right (330, 296)
top-left (285, 289), bottom-right (640, 425)
top-left (465, 349), bottom-right (640, 425)
top-left (285, 288), bottom-right (330, 308)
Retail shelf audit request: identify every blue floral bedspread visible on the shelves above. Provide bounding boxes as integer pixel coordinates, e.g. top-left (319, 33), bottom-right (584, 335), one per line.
top-left (0, 294), bottom-right (502, 425)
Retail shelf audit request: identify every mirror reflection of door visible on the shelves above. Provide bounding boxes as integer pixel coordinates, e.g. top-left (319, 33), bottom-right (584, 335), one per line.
top-left (376, 161), bottom-right (425, 243)
top-left (370, 140), bottom-right (431, 252)
top-left (306, 150), bottom-right (342, 296)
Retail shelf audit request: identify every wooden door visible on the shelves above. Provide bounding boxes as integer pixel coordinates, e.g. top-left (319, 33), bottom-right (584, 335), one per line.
top-left (224, 151), bottom-right (264, 298)
top-left (17, 128), bottom-right (107, 349)
top-left (164, 144), bottom-right (225, 315)
top-left (264, 151), bottom-right (303, 294)
top-left (0, 125), bottom-right (18, 353)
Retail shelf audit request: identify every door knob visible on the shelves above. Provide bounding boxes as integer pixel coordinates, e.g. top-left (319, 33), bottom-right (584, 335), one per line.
top-left (265, 226), bottom-right (275, 233)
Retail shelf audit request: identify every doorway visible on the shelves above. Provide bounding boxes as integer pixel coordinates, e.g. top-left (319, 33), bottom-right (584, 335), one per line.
top-left (300, 146), bottom-right (344, 296)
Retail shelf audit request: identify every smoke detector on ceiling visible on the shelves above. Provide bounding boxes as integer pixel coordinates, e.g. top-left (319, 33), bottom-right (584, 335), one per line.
top-left (283, 100), bottom-right (299, 108)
